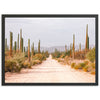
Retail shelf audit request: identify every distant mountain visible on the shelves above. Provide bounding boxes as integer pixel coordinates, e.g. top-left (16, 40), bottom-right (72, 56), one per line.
top-left (34, 45), bottom-right (95, 53)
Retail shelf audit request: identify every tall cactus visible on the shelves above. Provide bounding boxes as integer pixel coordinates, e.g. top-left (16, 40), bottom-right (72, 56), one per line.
top-left (79, 43), bottom-right (81, 52)
top-left (32, 42), bottom-right (34, 55)
top-left (14, 41), bottom-right (16, 53)
top-left (5, 38), bottom-right (7, 52)
top-left (9, 32), bottom-right (13, 56)
top-left (65, 45), bottom-right (67, 53)
top-left (88, 37), bottom-right (89, 50)
top-left (31, 45), bottom-right (33, 60)
top-left (28, 39), bottom-right (30, 61)
top-left (20, 29), bottom-right (22, 52)
top-left (85, 24), bottom-right (89, 52)
top-left (17, 34), bottom-right (19, 52)
top-left (24, 47), bottom-right (25, 53)
top-left (70, 44), bottom-right (72, 57)
top-left (38, 40), bottom-right (40, 53)
top-left (73, 34), bottom-right (75, 59)
top-left (21, 38), bottom-right (23, 52)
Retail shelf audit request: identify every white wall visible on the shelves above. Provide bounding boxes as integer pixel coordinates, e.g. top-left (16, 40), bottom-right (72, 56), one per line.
top-left (0, 0), bottom-right (99, 100)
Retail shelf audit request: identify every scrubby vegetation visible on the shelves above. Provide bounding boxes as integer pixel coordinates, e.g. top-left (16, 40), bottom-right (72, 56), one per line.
top-left (51, 44), bottom-right (95, 75)
top-left (86, 47), bottom-right (95, 62)
top-left (5, 24), bottom-right (96, 75)
top-left (51, 24), bottom-right (95, 75)
top-left (71, 60), bottom-right (95, 74)
top-left (51, 49), bottom-right (70, 59)
top-left (5, 29), bottom-right (49, 73)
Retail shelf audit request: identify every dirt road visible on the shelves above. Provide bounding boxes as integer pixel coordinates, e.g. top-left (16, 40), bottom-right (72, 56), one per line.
top-left (5, 55), bottom-right (95, 83)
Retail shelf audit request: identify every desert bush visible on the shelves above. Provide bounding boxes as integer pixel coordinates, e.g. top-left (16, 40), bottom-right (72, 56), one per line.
top-left (5, 53), bottom-right (25, 72)
top-left (60, 53), bottom-right (65, 58)
top-left (5, 60), bottom-right (21, 72)
top-left (82, 65), bottom-right (89, 72)
top-left (33, 54), bottom-right (46, 61)
top-left (44, 51), bottom-right (49, 58)
top-left (91, 71), bottom-right (95, 75)
top-left (51, 49), bottom-right (61, 58)
top-left (84, 60), bottom-right (89, 65)
top-left (71, 63), bottom-right (76, 68)
top-left (31, 60), bottom-right (42, 65)
top-left (86, 47), bottom-right (95, 62)
top-left (57, 58), bottom-right (64, 62)
top-left (23, 61), bottom-right (31, 68)
top-left (79, 63), bottom-right (86, 68)
top-left (90, 62), bottom-right (95, 68)
top-left (75, 51), bottom-right (86, 59)
top-left (64, 56), bottom-right (71, 65)
top-left (74, 64), bottom-right (82, 69)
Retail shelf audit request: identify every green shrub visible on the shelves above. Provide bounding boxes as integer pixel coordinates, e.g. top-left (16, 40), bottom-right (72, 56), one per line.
top-left (86, 47), bottom-right (95, 62)
top-left (44, 51), bottom-right (49, 58)
top-left (80, 63), bottom-right (86, 68)
top-left (71, 63), bottom-right (76, 68)
top-left (33, 54), bottom-right (46, 61)
top-left (5, 53), bottom-right (25, 72)
top-left (91, 71), bottom-right (95, 75)
top-left (83, 65), bottom-right (89, 72)
top-left (74, 64), bottom-right (82, 69)
top-left (90, 63), bottom-right (95, 68)
top-left (5, 60), bottom-right (20, 72)
top-left (23, 61), bottom-right (31, 68)
top-left (31, 60), bottom-right (42, 65)
top-left (84, 60), bottom-right (89, 65)
top-left (51, 49), bottom-right (61, 58)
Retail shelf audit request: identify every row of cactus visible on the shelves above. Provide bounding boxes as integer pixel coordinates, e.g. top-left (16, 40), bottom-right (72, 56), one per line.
top-left (64, 24), bottom-right (89, 59)
top-left (8, 29), bottom-right (41, 63)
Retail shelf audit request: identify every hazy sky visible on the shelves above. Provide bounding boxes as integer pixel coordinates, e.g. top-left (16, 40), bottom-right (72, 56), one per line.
top-left (5, 18), bottom-right (95, 48)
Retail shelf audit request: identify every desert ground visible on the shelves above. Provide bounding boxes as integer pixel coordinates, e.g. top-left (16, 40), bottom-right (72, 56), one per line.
top-left (5, 55), bottom-right (95, 83)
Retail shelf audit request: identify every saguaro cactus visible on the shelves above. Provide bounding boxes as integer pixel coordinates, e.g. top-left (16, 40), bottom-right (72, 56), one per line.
top-left (20, 29), bottom-right (22, 52)
top-left (85, 24), bottom-right (89, 52)
top-left (32, 42), bottom-right (34, 55)
top-left (65, 45), bottom-right (67, 53)
top-left (5, 38), bottom-right (7, 52)
top-left (38, 40), bottom-right (40, 53)
top-left (9, 32), bottom-right (13, 56)
top-left (31, 45), bottom-right (33, 60)
top-left (14, 41), bottom-right (16, 53)
top-left (21, 38), bottom-right (23, 52)
top-left (88, 37), bottom-right (89, 50)
top-left (79, 43), bottom-right (81, 52)
top-left (70, 44), bottom-right (72, 57)
top-left (17, 34), bottom-right (19, 52)
top-left (28, 39), bottom-right (30, 61)
top-left (73, 34), bottom-right (75, 59)
top-left (24, 47), bottom-right (25, 53)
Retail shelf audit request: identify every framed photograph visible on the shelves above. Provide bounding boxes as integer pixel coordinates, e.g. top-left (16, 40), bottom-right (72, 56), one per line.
top-left (2, 14), bottom-right (98, 86)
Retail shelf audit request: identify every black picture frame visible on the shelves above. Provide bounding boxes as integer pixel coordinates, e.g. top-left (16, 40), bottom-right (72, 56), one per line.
top-left (2, 14), bottom-right (98, 86)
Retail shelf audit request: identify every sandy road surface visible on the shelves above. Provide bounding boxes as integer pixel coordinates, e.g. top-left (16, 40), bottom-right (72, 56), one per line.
top-left (5, 55), bottom-right (95, 83)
